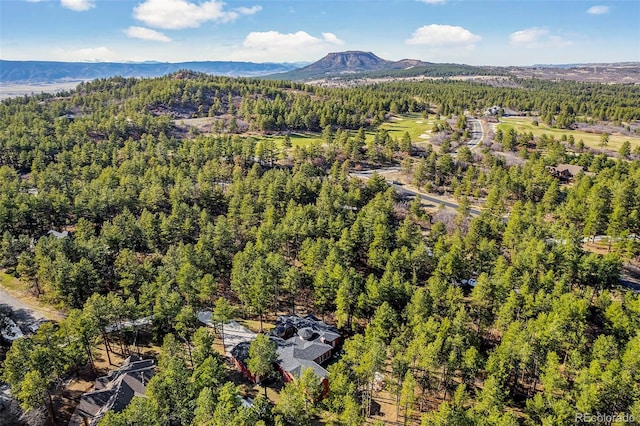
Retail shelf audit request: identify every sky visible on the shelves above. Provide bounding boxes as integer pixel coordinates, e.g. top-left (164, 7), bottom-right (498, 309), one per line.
top-left (1, 0), bottom-right (639, 66)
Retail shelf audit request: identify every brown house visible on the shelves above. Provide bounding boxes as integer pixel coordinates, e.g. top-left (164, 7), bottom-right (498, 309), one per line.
top-left (548, 164), bottom-right (585, 183)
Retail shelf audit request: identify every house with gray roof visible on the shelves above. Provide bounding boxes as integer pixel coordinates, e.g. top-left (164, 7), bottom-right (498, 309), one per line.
top-left (271, 314), bottom-right (341, 348)
top-left (230, 314), bottom-right (340, 396)
top-left (47, 230), bottom-right (69, 239)
top-left (69, 356), bottom-right (155, 426)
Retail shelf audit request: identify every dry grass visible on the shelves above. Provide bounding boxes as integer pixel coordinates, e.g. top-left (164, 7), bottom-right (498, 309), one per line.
top-left (236, 318), bottom-right (276, 333)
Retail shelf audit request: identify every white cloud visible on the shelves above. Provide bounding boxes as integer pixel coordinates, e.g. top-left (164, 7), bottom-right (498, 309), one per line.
top-left (133, 0), bottom-right (261, 30)
top-left (125, 26), bottom-right (172, 42)
top-left (61, 0), bottom-right (94, 11)
top-left (406, 24), bottom-right (481, 47)
top-left (417, 0), bottom-right (446, 4)
top-left (587, 5), bottom-right (609, 15)
top-left (509, 27), bottom-right (572, 48)
top-left (230, 30), bottom-right (344, 62)
top-left (235, 6), bottom-right (261, 15)
top-left (53, 46), bottom-right (117, 62)
top-left (320, 32), bottom-right (343, 45)
top-left (509, 27), bottom-right (549, 45)
top-left (243, 30), bottom-right (343, 49)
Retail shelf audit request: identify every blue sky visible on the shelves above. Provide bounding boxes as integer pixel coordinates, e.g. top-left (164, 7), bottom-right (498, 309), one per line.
top-left (1, 0), bottom-right (638, 65)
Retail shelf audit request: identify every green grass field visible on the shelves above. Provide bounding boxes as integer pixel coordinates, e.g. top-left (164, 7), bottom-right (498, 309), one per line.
top-left (251, 113), bottom-right (435, 149)
top-left (497, 117), bottom-right (640, 151)
top-left (377, 113), bottom-right (434, 142)
top-left (257, 132), bottom-right (324, 149)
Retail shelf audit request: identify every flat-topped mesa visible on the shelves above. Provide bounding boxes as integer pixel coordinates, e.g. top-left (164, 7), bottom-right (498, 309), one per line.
top-left (303, 51), bottom-right (393, 74)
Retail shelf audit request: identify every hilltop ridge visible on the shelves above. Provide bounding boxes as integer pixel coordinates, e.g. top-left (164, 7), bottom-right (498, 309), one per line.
top-left (0, 60), bottom-right (302, 84)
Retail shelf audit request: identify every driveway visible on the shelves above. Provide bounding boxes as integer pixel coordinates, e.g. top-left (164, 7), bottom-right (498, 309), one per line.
top-left (0, 285), bottom-right (48, 335)
top-left (197, 311), bottom-right (257, 356)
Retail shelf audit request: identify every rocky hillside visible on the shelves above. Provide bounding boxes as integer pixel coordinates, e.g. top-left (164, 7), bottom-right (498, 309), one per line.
top-left (302, 51), bottom-right (393, 74)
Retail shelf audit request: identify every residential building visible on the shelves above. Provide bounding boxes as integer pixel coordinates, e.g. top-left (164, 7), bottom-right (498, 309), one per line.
top-left (230, 314), bottom-right (341, 396)
top-left (68, 356), bottom-right (155, 426)
top-left (548, 163), bottom-right (585, 183)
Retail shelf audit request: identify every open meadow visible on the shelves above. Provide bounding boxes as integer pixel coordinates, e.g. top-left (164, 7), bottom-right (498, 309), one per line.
top-left (254, 113), bottom-right (434, 149)
top-left (497, 116), bottom-right (640, 151)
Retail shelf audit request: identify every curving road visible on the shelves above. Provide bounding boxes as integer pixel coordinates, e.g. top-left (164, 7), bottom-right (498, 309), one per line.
top-left (352, 168), bottom-right (482, 216)
top-left (352, 117), bottom-right (488, 216)
top-left (0, 283), bottom-right (64, 334)
top-left (0, 286), bottom-right (46, 324)
top-left (395, 184), bottom-right (481, 216)
top-left (465, 118), bottom-right (484, 150)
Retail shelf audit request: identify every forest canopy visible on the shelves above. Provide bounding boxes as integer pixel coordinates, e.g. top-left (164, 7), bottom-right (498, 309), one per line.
top-left (1, 73), bottom-right (639, 425)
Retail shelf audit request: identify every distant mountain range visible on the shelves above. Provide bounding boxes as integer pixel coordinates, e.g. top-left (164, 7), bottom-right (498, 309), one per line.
top-left (531, 62), bottom-right (640, 69)
top-left (0, 60), bottom-right (303, 83)
top-left (2, 53), bottom-right (637, 86)
top-left (0, 52), bottom-right (500, 85)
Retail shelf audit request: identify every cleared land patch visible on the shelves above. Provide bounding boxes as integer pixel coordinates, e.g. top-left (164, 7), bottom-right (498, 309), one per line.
top-left (170, 112), bottom-right (437, 150)
top-left (251, 113), bottom-right (435, 149)
top-left (0, 271), bottom-right (23, 291)
top-left (497, 117), bottom-right (640, 151)
top-left (255, 132), bottom-right (324, 148)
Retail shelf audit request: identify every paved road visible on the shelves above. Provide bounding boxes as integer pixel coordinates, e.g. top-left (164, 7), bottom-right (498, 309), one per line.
top-left (198, 311), bottom-right (257, 356)
top-left (0, 282), bottom-right (67, 337)
top-left (451, 118), bottom-right (484, 159)
top-left (0, 285), bottom-right (46, 329)
top-left (353, 117), bottom-right (489, 216)
top-left (352, 168), bottom-right (482, 216)
top-left (395, 185), bottom-right (482, 216)
top-left (466, 118), bottom-right (484, 150)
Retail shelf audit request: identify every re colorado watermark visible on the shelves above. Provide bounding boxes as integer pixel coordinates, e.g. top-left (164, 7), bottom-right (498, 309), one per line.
top-left (575, 412), bottom-right (636, 424)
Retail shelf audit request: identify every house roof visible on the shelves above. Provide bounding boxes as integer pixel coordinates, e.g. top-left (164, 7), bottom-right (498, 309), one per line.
top-left (230, 341), bottom-right (251, 364)
top-left (273, 338), bottom-right (329, 379)
top-left (550, 164), bottom-right (584, 176)
top-left (47, 230), bottom-right (68, 239)
top-left (272, 314), bottom-right (340, 343)
top-left (69, 356), bottom-right (155, 426)
top-left (293, 339), bottom-right (333, 362)
top-left (286, 359), bottom-right (329, 380)
top-left (94, 358), bottom-right (154, 390)
top-left (230, 315), bottom-right (339, 382)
